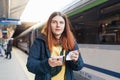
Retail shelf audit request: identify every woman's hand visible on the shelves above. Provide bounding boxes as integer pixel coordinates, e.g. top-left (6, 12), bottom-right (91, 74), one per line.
top-left (70, 49), bottom-right (80, 62)
top-left (48, 57), bottom-right (63, 67)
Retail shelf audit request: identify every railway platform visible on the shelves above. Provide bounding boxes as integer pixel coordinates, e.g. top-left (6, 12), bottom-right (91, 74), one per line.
top-left (0, 47), bottom-right (88, 80)
top-left (0, 45), bottom-right (120, 80)
top-left (0, 47), bottom-right (34, 80)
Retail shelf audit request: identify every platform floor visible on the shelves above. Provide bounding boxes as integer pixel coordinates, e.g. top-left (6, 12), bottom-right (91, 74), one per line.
top-left (0, 47), bottom-right (34, 80)
top-left (2, 45), bottom-right (119, 80)
top-left (0, 47), bottom-right (88, 80)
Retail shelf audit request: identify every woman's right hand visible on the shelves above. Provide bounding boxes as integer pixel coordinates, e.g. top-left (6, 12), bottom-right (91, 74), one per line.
top-left (48, 57), bottom-right (63, 67)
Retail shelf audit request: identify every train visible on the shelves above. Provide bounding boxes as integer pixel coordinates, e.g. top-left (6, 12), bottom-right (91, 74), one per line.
top-left (14, 0), bottom-right (120, 80)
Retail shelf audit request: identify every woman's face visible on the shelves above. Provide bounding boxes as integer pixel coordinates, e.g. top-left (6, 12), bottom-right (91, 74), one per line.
top-left (51, 15), bottom-right (65, 39)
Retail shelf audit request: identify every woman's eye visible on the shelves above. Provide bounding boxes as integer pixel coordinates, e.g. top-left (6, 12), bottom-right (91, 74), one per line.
top-left (60, 21), bottom-right (64, 24)
top-left (51, 21), bottom-right (56, 24)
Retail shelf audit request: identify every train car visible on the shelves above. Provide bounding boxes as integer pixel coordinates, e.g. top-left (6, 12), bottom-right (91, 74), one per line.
top-left (63, 0), bottom-right (120, 44)
top-left (15, 0), bottom-right (120, 80)
top-left (63, 0), bottom-right (120, 80)
top-left (15, 28), bottom-right (40, 53)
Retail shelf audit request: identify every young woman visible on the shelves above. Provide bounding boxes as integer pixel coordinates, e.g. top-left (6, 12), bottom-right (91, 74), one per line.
top-left (26, 11), bottom-right (84, 80)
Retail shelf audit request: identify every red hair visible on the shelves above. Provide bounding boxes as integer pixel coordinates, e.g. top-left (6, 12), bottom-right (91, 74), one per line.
top-left (41, 12), bottom-right (75, 52)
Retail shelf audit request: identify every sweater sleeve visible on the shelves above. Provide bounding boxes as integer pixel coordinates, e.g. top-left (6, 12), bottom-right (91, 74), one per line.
top-left (66, 42), bottom-right (84, 71)
top-left (26, 39), bottom-right (51, 75)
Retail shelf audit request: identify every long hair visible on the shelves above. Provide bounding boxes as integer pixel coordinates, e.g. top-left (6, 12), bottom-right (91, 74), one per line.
top-left (41, 12), bottom-right (75, 52)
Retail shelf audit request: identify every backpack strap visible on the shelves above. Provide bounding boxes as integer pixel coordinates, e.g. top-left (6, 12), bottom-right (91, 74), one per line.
top-left (51, 48), bottom-right (64, 77)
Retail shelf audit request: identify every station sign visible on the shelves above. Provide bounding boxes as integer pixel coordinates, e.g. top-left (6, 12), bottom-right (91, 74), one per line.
top-left (2, 30), bottom-right (8, 33)
top-left (0, 18), bottom-right (21, 25)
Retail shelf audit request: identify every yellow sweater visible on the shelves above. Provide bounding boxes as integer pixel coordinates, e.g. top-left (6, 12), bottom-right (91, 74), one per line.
top-left (51, 46), bottom-right (65, 80)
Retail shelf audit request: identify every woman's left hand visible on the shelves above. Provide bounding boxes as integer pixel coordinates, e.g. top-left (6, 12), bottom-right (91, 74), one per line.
top-left (70, 50), bottom-right (80, 62)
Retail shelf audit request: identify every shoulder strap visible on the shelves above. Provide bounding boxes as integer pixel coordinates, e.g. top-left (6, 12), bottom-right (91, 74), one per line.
top-left (60, 48), bottom-right (64, 55)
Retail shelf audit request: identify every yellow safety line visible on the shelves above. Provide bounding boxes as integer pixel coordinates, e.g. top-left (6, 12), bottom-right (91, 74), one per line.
top-left (13, 49), bottom-right (34, 80)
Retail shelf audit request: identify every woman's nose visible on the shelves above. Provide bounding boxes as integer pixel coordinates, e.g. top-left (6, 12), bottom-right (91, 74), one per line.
top-left (57, 22), bottom-right (60, 27)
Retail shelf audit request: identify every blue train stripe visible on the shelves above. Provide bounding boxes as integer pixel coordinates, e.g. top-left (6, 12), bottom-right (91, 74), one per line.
top-left (84, 64), bottom-right (120, 78)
